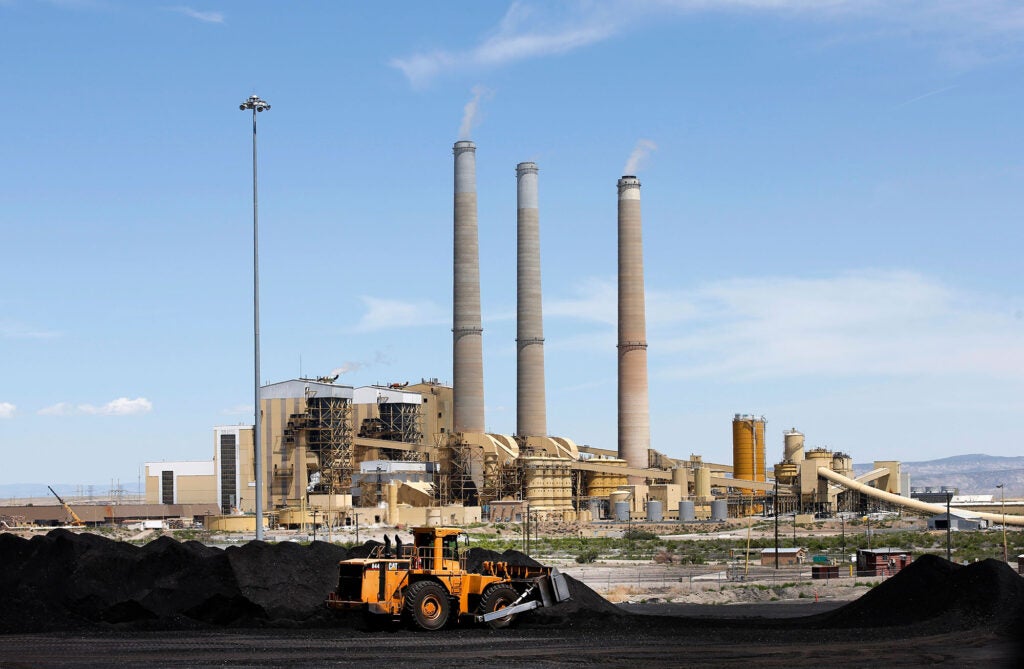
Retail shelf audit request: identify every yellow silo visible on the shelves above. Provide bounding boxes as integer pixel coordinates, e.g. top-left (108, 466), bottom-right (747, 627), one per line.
top-left (585, 458), bottom-right (629, 499)
top-left (732, 414), bottom-right (766, 493)
top-left (693, 466), bottom-right (712, 500)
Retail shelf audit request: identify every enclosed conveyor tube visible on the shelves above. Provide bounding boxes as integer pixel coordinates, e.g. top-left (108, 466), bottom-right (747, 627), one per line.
top-left (817, 467), bottom-right (1024, 527)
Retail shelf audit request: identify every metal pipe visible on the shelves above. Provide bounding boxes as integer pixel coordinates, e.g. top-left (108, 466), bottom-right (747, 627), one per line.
top-left (819, 466), bottom-right (1024, 526)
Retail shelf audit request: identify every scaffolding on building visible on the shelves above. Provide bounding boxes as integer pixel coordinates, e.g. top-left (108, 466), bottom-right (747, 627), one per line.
top-left (279, 397), bottom-right (354, 498)
top-left (307, 396), bottom-right (353, 494)
top-left (355, 395), bottom-right (425, 462)
top-left (481, 458), bottom-right (523, 508)
top-left (451, 440), bottom-right (479, 506)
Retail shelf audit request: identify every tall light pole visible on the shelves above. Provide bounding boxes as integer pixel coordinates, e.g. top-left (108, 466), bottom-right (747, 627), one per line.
top-left (240, 94), bottom-right (270, 540)
top-left (773, 478), bottom-right (779, 569)
top-left (997, 484), bottom-right (1007, 563)
top-left (945, 491), bottom-right (952, 561)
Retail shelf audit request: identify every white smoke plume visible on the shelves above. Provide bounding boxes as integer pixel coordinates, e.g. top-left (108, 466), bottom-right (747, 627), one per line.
top-left (458, 85), bottom-right (492, 140)
top-left (623, 139), bottom-right (657, 175)
top-left (330, 362), bottom-right (364, 378)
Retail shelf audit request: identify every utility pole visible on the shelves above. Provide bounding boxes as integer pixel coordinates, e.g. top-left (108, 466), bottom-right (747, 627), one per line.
top-left (997, 484), bottom-right (1007, 563)
top-left (841, 514), bottom-right (846, 558)
top-left (773, 478), bottom-right (779, 569)
top-left (945, 491), bottom-right (952, 561)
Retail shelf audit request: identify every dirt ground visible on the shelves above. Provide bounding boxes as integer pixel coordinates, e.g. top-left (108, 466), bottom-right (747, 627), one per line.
top-left (0, 616), bottom-right (1017, 668)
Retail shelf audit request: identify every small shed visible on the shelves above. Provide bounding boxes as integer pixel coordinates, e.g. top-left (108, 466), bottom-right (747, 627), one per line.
top-left (927, 509), bottom-right (988, 531)
top-left (857, 548), bottom-right (912, 577)
top-left (760, 547), bottom-right (807, 566)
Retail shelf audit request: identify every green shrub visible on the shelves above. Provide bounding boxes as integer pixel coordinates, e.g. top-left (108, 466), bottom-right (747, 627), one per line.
top-left (622, 528), bottom-right (658, 541)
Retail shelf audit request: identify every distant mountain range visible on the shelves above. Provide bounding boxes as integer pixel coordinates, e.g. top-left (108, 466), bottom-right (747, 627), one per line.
top-left (854, 454), bottom-right (1024, 498)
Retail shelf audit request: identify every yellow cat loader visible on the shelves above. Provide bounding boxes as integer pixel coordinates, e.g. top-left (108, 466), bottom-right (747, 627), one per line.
top-left (325, 526), bottom-right (571, 630)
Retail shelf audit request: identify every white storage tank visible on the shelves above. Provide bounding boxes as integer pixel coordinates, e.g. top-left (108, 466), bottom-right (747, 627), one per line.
top-left (614, 501), bottom-right (630, 522)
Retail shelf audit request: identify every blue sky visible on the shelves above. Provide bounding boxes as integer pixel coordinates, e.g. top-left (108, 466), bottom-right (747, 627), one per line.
top-left (2, 1), bottom-right (1022, 489)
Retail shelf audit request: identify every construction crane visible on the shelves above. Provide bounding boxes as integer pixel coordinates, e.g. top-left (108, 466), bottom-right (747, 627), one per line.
top-left (47, 485), bottom-right (84, 526)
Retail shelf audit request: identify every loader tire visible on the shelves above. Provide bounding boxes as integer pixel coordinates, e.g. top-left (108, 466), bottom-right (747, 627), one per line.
top-left (478, 583), bottom-right (520, 629)
top-left (405, 581), bottom-right (450, 631)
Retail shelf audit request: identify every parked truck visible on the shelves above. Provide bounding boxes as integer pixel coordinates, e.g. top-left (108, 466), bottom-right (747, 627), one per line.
top-left (326, 526), bottom-right (570, 630)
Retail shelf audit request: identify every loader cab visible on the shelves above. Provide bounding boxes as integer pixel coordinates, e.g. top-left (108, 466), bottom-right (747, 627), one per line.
top-left (412, 527), bottom-right (466, 572)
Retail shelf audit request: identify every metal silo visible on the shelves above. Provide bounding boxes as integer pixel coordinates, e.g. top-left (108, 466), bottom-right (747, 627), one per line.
top-left (732, 414), bottom-right (766, 492)
top-left (783, 428), bottom-right (805, 462)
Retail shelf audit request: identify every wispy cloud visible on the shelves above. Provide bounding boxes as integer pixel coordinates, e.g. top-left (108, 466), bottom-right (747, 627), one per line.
top-left (549, 270), bottom-right (1024, 381)
top-left (547, 278), bottom-right (617, 325)
top-left (0, 402), bottom-right (15, 419)
top-left (660, 270), bottom-right (1024, 380)
top-left (350, 297), bottom-right (447, 333)
top-left (220, 404), bottom-right (253, 416)
top-left (39, 397), bottom-right (153, 416)
top-left (892, 84), bottom-right (958, 109)
top-left (391, 1), bottom-right (1024, 86)
top-left (1, 322), bottom-right (60, 340)
top-left (391, 2), bottom-right (617, 87)
top-left (166, 6), bottom-right (224, 24)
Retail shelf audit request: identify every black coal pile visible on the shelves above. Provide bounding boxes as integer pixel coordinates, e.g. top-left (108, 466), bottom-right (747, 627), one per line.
top-left (465, 546), bottom-right (626, 626)
top-left (810, 554), bottom-right (1024, 636)
top-left (0, 530), bottom-right (379, 633)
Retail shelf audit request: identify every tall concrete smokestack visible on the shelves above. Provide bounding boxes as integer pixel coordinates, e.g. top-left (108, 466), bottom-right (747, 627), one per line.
top-left (516, 162), bottom-right (546, 438)
top-left (617, 175), bottom-right (650, 480)
top-left (453, 141), bottom-right (485, 433)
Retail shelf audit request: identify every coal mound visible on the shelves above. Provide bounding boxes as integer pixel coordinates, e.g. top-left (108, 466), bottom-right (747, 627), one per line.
top-left (465, 546), bottom-right (626, 626)
top-left (810, 554), bottom-right (1024, 636)
top-left (0, 530), bottom-right (371, 633)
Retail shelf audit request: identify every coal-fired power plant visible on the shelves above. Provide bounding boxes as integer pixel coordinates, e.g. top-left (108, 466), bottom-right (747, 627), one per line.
top-left (115, 134), bottom-right (1024, 535)
top-left (617, 176), bottom-right (651, 481)
top-left (452, 140), bottom-right (485, 434)
top-left (516, 162), bottom-right (547, 438)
